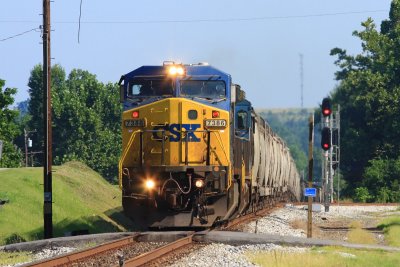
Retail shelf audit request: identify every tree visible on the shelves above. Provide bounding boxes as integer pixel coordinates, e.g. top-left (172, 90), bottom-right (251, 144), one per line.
top-left (27, 65), bottom-right (121, 180)
top-left (0, 79), bottom-right (22, 167)
top-left (330, 0), bottom-right (400, 195)
top-left (27, 64), bottom-right (66, 164)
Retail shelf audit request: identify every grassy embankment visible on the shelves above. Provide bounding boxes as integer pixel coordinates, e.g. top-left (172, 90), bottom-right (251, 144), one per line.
top-left (247, 209), bottom-right (400, 266)
top-left (0, 161), bottom-right (133, 246)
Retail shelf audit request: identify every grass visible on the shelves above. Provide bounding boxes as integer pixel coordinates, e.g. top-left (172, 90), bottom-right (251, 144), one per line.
top-left (378, 216), bottom-right (400, 247)
top-left (0, 251), bottom-right (33, 266)
top-left (0, 161), bottom-right (133, 245)
top-left (246, 247), bottom-right (400, 267)
top-left (347, 221), bottom-right (376, 245)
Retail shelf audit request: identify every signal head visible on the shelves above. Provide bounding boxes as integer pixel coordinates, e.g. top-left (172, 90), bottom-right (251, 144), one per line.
top-left (321, 127), bottom-right (331, 151)
top-left (322, 98), bottom-right (332, 117)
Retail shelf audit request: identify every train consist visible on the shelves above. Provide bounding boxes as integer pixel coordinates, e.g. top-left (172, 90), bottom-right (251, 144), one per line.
top-left (118, 62), bottom-right (300, 229)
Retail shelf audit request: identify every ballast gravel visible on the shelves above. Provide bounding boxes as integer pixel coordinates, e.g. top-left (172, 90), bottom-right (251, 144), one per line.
top-left (243, 204), bottom-right (398, 236)
top-left (168, 243), bottom-right (309, 267)
top-left (2, 246), bottom-right (76, 267)
top-left (168, 204), bottom-right (398, 267)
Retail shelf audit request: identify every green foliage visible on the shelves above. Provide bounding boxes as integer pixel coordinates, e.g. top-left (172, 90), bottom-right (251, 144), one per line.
top-left (27, 65), bottom-right (121, 180)
top-left (378, 216), bottom-right (400, 247)
top-left (354, 187), bottom-right (372, 203)
top-left (362, 157), bottom-right (400, 202)
top-left (0, 251), bottom-right (32, 266)
top-left (330, 1), bottom-right (400, 197)
top-left (0, 79), bottom-right (22, 167)
top-left (247, 247), bottom-right (400, 267)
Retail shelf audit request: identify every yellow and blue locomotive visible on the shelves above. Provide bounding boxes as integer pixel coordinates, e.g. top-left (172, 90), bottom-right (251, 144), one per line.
top-left (118, 62), bottom-right (300, 229)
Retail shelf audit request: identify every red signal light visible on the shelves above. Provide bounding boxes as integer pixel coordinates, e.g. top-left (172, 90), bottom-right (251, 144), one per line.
top-left (321, 127), bottom-right (331, 151)
top-left (323, 109), bottom-right (331, 116)
top-left (132, 111), bottom-right (139, 118)
top-left (322, 98), bottom-right (332, 117)
top-left (212, 110), bottom-right (220, 118)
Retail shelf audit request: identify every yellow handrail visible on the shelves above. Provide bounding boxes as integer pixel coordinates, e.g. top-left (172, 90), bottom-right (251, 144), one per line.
top-left (210, 131), bottom-right (232, 189)
top-left (118, 129), bottom-right (141, 189)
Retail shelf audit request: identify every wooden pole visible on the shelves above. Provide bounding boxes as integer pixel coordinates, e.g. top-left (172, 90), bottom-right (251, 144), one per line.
top-left (307, 115), bottom-right (314, 238)
top-left (43, 0), bottom-right (53, 239)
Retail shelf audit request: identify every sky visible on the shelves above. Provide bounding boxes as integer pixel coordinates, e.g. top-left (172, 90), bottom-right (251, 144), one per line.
top-left (0, 0), bottom-right (393, 108)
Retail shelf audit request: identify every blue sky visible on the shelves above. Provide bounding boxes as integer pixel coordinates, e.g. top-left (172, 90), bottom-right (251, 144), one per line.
top-left (0, 0), bottom-right (392, 108)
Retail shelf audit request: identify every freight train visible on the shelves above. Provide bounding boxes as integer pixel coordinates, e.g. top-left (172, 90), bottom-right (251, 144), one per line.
top-left (118, 62), bottom-right (301, 229)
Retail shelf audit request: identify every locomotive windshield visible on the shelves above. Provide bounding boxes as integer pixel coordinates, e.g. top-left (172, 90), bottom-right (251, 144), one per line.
top-left (180, 80), bottom-right (226, 99)
top-left (128, 78), bottom-right (174, 98)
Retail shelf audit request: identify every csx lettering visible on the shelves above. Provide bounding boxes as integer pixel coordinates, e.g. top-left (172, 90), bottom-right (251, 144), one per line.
top-left (153, 124), bottom-right (201, 142)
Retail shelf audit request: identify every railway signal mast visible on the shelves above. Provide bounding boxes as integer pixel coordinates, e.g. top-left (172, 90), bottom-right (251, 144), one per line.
top-left (321, 98), bottom-right (340, 212)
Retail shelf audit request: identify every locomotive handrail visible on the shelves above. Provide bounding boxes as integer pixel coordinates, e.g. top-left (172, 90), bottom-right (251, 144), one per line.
top-left (210, 131), bottom-right (229, 166)
top-left (211, 131), bottom-right (232, 189)
top-left (210, 130), bottom-right (232, 189)
top-left (118, 129), bottom-right (141, 189)
top-left (181, 129), bottom-right (229, 166)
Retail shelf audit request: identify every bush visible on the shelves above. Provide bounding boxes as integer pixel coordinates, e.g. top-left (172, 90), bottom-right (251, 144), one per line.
top-left (354, 187), bottom-right (372, 203)
top-left (5, 233), bottom-right (26, 245)
top-left (362, 157), bottom-right (400, 202)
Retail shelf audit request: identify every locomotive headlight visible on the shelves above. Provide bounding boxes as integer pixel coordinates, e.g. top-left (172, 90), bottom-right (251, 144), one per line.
top-left (145, 179), bottom-right (155, 190)
top-left (195, 179), bottom-right (205, 188)
top-left (168, 66), bottom-right (185, 76)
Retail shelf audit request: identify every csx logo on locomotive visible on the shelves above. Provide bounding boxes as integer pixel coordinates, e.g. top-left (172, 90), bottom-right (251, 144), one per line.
top-left (153, 124), bottom-right (201, 142)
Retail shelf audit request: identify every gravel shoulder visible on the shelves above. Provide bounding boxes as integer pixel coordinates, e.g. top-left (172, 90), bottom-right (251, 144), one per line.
top-left (168, 204), bottom-right (399, 267)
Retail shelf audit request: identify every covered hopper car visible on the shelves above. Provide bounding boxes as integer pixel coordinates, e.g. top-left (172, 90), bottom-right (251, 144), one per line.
top-left (118, 62), bottom-right (301, 229)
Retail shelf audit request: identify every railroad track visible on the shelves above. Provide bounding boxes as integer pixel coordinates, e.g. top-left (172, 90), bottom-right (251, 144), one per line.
top-left (24, 201), bottom-right (289, 266)
top-left (25, 233), bottom-right (194, 267)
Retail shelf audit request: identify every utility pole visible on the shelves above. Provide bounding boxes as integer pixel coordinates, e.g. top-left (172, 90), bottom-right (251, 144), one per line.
top-left (307, 115), bottom-right (314, 238)
top-left (43, 0), bottom-right (53, 239)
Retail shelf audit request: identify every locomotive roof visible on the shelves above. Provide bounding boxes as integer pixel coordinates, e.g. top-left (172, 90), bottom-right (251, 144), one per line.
top-left (121, 64), bottom-right (231, 81)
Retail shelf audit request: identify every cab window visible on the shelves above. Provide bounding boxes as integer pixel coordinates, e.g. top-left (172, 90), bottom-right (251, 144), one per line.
top-left (128, 78), bottom-right (173, 98)
top-left (237, 110), bottom-right (248, 129)
top-left (180, 80), bottom-right (226, 99)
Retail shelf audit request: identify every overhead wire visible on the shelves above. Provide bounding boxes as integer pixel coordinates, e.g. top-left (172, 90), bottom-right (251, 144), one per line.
top-left (0, 27), bottom-right (40, 42)
top-left (0, 9), bottom-right (388, 25)
top-left (0, 9), bottom-right (388, 42)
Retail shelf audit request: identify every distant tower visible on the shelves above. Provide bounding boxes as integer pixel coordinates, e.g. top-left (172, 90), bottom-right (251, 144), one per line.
top-left (300, 54), bottom-right (304, 108)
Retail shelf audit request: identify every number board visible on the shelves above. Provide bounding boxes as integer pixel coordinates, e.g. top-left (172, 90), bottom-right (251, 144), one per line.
top-left (124, 119), bottom-right (145, 127)
top-left (205, 119), bottom-right (227, 127)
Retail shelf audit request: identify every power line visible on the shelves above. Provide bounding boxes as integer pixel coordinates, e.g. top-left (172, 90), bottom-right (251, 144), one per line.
top-left (0, 9), bottom-right (388, 25)
top-left (0, 27), bottom-right (40, 42)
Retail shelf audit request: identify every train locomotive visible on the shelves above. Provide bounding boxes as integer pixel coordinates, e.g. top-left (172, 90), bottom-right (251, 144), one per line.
top-left (118, 62), bottom-right (301, 229)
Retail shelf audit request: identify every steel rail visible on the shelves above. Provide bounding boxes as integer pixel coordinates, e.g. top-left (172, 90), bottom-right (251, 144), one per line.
top-left (117, 234), bottom-right (193, 267)
top-left (222, 207), bottom-right (274, 230)
top-left (26, 235), bottom-right (138, 267)
top-left (222, 200), bottom-right (287, 230)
